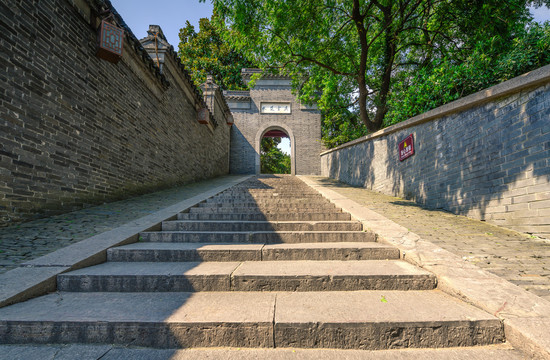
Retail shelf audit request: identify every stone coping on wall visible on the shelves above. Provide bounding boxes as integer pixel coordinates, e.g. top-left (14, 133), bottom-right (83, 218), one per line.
top-left (321, 64), bottom-right (550, 155)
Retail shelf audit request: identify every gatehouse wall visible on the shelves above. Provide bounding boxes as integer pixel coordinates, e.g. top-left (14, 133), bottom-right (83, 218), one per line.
top-left (226, 70), bottom-right (325, 175)
top-left (321, 65), bottom-right (550, 238)
top-left (0, 0), bottom-right (231, 226)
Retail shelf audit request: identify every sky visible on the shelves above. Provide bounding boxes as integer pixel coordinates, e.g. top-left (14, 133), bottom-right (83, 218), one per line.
top-left (110, 0), bottom-right (549, 156)
top-left (110, 0), bottom-right (214, 46)
top-left (532, 5), bottom-right (550, 23)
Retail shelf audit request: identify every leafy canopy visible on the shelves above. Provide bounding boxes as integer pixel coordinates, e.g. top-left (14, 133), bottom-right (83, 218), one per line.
top-left (385, 21), bottom-right (550, 126)
top-left (178, 16), bottom-right (253, 90)
top-left (209, 0), bottom-right (547, 142)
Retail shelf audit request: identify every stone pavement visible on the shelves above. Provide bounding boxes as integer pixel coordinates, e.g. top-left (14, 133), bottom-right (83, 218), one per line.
top-left (305, 176), bottom-right (550, 302)
top-left (0, 343), bottom-right (524, 360)
top-left (0, 176), bottom-right (244, 275)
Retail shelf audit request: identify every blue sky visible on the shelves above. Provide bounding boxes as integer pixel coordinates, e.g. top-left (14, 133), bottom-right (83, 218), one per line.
top-left (111, 1), bottom-right (550, 47)
top-left (110, 0), bottom-right (549, 155)
top-left (110, 0), bottom-right (214, 46)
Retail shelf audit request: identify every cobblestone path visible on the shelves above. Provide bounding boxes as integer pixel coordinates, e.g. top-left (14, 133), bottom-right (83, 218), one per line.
top-left (0, 176), bottom-right (241, 274)
top-left (306, 176), bottom-right (550, 302)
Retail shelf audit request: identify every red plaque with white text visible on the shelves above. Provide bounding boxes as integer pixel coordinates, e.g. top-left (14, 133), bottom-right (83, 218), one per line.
top-left (398, 134), bottom-right (415, 161)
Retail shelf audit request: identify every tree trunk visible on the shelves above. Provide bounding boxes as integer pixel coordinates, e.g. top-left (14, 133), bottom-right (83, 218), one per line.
top-left (373, 2), bottom-right (396, 131)
top-left (352, 0), bottom-right (377, 132)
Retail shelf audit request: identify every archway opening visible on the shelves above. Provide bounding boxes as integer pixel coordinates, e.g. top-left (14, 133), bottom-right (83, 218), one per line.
top-left (260, 129), bottom-right (291, 174)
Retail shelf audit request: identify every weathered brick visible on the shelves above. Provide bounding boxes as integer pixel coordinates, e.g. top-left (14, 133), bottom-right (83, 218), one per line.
top-left (0, 0), bottom-right (231, 226)
top-left (322, 81), bottom-right (550, 238)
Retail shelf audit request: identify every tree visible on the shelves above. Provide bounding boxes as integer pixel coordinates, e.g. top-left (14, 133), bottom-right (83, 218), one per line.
top-left (322, 109), bottom-right (368, 148)
top-left (260, 137), bottom-right (291, 174)
top-left (210, 0), bottom-right (545, 132)
top-left (178, 16), bottom-right (254, 90)
top-left (384, 21), bottom-right (550, 126)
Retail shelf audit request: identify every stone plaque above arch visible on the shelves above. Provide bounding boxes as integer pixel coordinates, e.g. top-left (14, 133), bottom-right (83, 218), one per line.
top-left (260, 102), bottom-right (291, 114)
top-left (225, 69), bottom-right (325, 175)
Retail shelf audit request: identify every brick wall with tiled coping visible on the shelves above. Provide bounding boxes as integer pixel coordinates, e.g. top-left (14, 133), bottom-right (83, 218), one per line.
top-left (0, 0), bottom-right (231, 226)
top-left (321, 66), bottom-right (550, 238)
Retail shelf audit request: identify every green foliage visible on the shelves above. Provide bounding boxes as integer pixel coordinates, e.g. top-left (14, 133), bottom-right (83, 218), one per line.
top-left (322, 110), bottom-right (368, 149)
top-left (384, 22), bottom-right (550, 126)
top-left (178, 16), bottom-right (253, 90)
top-left (206, 0), bottom-right (550, 148)
top-left (260, 137), bottom-right (291, 174)
top-left (209, 0), bottom-right (540, 136)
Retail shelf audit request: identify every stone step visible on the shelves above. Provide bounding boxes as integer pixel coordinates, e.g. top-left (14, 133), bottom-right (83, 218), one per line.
top-left (211, 193), bottom-right (324, 198)
top-left (0, 291), bottom-right (504, 349)
top-left (56, 260), bottom-right (435, 292)
top-left (220, 186), bottom-right (317, 189)
top-left (197, 202), bottom-right (336, 210)
top-left (262, 242), bottom-right (399, 260)
top-left (107, 242), bottom-right (400, 262)
top-left (188, 207), bottom-right (341, 214)
top-left (139, 231), bottom-right (376, 243)
top-left (199, 204), bottom-right (335, 210)
top-left (162, 220), bottom-right (362, 232)
top-left (220, 192), bottom-right (320, 197)
top-left (203, 199), bottom-right (332, 206)
top-left (108, 242), bottom-right (263, 262)
top-left (177, 212), bottom-right (352, 221)
top-left (220, 187), bottom-right (317, 191)
top-left (212, 194), bottom-right (323, 200)
top-left (220, 189), bottom-right (319, 194)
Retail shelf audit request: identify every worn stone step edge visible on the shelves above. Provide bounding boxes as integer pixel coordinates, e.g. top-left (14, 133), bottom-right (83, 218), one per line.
top-left (107, 242), bottom-right (400, 262)
top-left (212, 194), bottom-right (323, 199)
top-left (162, 220), bottom-right (363, 232)
top-left (198, 203), bottom-right (336, 209)
top-left (139, 231), bottom-right (377, 243)
top-left (207, 197), bottom-right (328, 202)
top-left (177, 213), bottom-right (352, 221)
top-left (0, 291), bottom-right (504, 349)
top-left (219, 191), bottom-right (320, 195)
top-left (56, 260), bottom-right (435, 292)
top-left (188, 208), bottom-right (342, 214)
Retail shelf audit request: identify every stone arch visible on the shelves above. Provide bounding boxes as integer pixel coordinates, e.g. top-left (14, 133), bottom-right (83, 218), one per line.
top-left (254, 123), bottom-right (296, 175)
top-left (226, 69), bottom-right (323, 175)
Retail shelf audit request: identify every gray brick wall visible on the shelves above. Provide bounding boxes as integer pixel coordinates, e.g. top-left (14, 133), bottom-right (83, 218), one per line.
top-left (321, 76), bottom-right (550, 238)
top-left (0, 0), bottom-right (230, 226)
top-left (228, 79), bottom-right (324, 175)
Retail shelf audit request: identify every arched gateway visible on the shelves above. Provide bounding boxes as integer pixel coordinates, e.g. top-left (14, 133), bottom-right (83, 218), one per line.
top-left (225, 69), bottom-right (324, 175)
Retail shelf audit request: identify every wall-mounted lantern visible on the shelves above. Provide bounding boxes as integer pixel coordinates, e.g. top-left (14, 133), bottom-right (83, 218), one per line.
top-left (96, 19), bottom-right (124, 64)
top-left (197, 108), bottom-right (210, 124)
top-left (226, 113), bottom-right (234, 126)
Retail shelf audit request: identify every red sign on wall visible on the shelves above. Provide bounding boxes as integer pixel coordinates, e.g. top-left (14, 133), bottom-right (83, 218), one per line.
top-left (399, 134), bottom-right (415, 161)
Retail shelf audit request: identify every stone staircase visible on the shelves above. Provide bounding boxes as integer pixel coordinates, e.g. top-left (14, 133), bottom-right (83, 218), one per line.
top-left (0, 175), bottom-right (506, 350)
